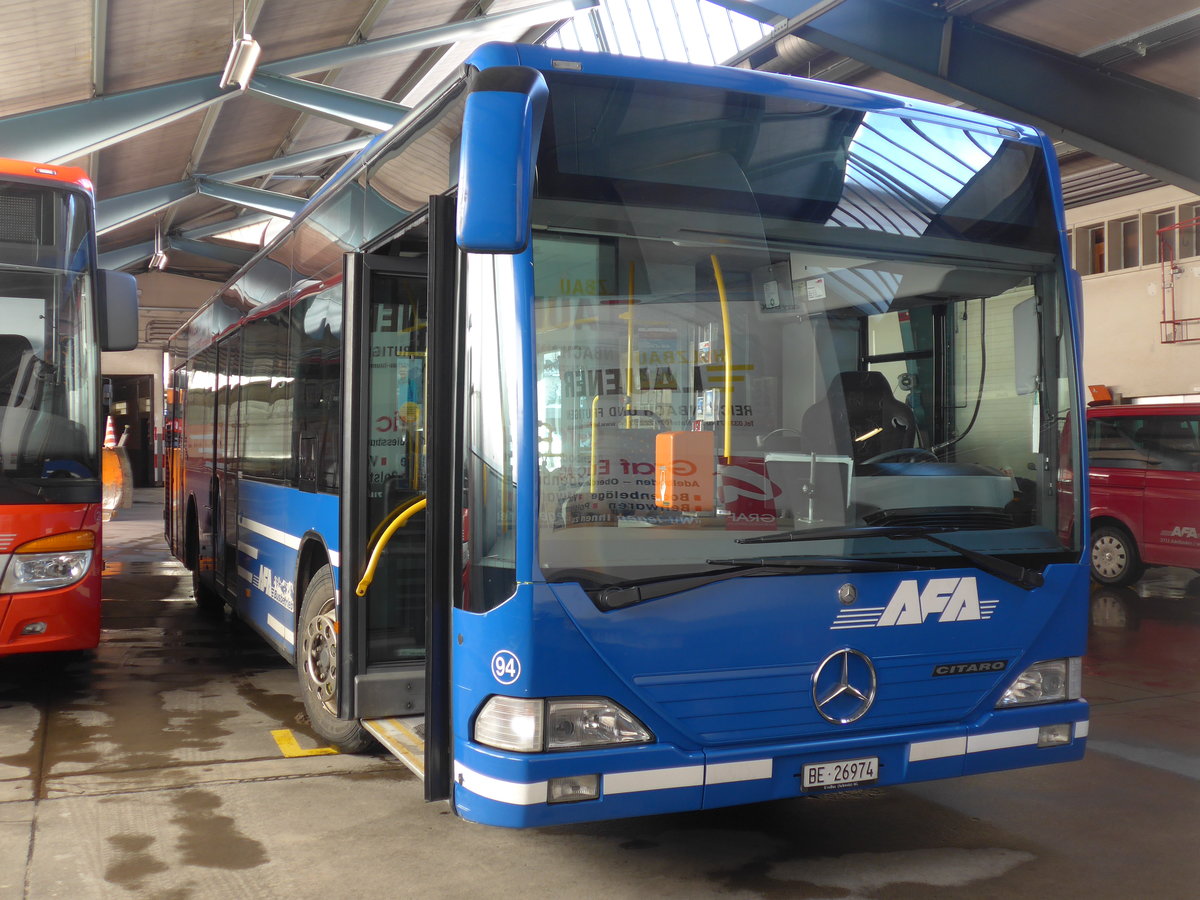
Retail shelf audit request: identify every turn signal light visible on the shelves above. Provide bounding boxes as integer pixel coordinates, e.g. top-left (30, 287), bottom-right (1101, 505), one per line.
top-left (16, 530), bottom-right (96, 553)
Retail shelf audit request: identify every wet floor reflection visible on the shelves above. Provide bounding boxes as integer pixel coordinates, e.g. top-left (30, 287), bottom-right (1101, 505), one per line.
top-left (1086, 567), bottom-right (1200, 698)
top-left (102, 560), bottom-right (189, 576)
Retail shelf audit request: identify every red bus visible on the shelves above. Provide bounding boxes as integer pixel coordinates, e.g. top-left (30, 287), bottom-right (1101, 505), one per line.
top-left (0, 158), bottom-right (138, 655)
top-left (1085, 402), bottom-right (1200, 584)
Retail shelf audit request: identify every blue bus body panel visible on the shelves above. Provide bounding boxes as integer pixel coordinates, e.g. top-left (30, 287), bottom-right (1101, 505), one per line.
top-left (232, 479), bottom-right (339, 658)
top-left (450, 566), bottom-right (1088, 828)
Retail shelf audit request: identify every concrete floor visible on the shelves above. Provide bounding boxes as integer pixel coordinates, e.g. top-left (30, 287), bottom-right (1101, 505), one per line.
top-left (1, 490), bottom-right (1198, 898)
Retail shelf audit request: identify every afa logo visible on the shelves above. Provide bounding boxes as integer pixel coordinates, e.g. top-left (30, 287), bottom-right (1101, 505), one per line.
top-left (1162, 525), bottom-right (1199, 541)
top-left (832, 577), bottom-right (999, 629)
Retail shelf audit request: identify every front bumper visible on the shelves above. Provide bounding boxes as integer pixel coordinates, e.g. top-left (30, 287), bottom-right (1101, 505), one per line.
top-left (451, 700), bottom-right (1089, 827)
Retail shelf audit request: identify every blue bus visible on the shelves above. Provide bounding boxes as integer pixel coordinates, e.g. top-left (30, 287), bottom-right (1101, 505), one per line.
top-left (167, 42), bottom-right (1088, 828)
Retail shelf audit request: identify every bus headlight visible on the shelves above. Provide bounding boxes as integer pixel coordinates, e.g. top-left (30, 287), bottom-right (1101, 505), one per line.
top-left (1, 531), bottom-right (95, 593)
top-left (996, 658), bottom-right (1082, 707)
top-left (475, 696), bottom-right (652, 752)
top-left (545, 698), bottom-right (652, 750)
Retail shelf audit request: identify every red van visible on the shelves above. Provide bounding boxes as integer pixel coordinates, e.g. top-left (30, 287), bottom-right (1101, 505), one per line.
top-left (1085, 403), bottom-right (1200, 584)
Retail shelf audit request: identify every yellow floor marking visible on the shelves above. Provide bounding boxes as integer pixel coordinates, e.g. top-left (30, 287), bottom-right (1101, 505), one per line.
top-left (272, 728), bottom-right (339, 757)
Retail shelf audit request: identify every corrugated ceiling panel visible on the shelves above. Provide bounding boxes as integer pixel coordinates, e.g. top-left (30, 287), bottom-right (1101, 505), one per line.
top-left (195, 93), bottom-right (311, 176)
top-left (95, 113), bottom-right (208, 198)
top-left (981, 0), bottom-right (1197, 56)
top-left (355, 0), bottom-right (459, 43)
top-left (104, 0), bottom-right (231, 93)
top-left (0, 0), bottom-right (94, 118)
top-left (252, 0), bottom-right (378, 64)
top-left (1115, 41), bottom-right (1200, 94)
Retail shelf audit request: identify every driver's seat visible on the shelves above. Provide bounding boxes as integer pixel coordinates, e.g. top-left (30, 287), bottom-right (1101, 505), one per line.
top-left (802, 371), bottom-right (918, 463)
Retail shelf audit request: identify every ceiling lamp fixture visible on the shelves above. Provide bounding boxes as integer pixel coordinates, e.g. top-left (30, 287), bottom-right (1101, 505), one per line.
top-left (149, 227), bottom-right (168, 271)
top-left (219, 2), bottom-right (262, 91)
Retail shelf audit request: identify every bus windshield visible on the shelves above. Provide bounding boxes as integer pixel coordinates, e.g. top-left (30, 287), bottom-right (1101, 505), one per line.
top-left (0, 181), bottom-right (99, 502)
top-left (531, 73), bottom-right (1079, 585)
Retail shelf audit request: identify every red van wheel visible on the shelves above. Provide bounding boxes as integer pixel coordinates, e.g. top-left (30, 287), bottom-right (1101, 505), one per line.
top-left (1090, 525), bottom-right (1143, 586)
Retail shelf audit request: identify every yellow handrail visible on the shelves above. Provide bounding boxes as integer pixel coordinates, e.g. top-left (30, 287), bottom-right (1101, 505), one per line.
top-left (355, 496), bottom-right (427, 596)
top-left (711, 254), bottom-right (733, 460)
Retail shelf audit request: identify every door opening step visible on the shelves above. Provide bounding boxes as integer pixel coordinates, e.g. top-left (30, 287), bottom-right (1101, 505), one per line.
top-left (363, 715), bottom-right (425, 779)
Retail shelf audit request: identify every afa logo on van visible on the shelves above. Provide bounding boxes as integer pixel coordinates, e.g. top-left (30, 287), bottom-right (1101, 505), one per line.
top-left (1161, 524), bottom-right (1199, 544)
top-left (831, 577), bottom-right (999, 629)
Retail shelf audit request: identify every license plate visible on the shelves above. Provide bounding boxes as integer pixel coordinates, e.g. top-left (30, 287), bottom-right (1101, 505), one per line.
top-left (801, 756), bottom-right (878, 791)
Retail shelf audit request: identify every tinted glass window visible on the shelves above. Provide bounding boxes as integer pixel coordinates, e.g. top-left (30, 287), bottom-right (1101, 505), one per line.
top-left (538, 72), bottom-right (1057, 253)
top-left (0, 183), bottom-right (99, 502)
top-left (293, 285), bottom-right (342, 492)
top-left (1087, 417), bottom-right (1147, 470)
top-left (1088, 415), bottom-right (1200, 473)
top-left (239, 307), bottom-right (294, 481)
top-left (462, 255), bottom-right (518, 612)
top-left (185, 347), bottom-right (217, 462)
top-left (1135, 415), bottom-right (1200, 473)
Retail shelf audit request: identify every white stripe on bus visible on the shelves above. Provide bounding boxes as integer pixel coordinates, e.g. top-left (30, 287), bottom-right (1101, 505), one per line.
top-left (266, 614), bottom-right (294, 644)
top-left (705, 758), bottom-right (772, 784)
top-left (908, 722), bottom-right (1087, 762)
top-left (239, 516), bottom-right (301, 549)
top-left (454, 757), bottom-right (772, 807)
top-left (237, 518), bottom-right (338, 569)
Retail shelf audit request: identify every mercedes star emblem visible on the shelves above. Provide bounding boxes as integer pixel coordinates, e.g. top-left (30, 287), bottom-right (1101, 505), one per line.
top-left (812, 648), bottom-right (877, 724)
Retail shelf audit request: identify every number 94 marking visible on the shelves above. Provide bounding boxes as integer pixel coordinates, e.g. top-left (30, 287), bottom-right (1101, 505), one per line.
top-left (491, 650), bottom-right (521, 685)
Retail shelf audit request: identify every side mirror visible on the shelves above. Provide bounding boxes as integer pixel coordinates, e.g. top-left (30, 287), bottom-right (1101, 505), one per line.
top-left (456, 66), bottom-right (548, 254)
top-left (98, 269), bottom-right (139, 351)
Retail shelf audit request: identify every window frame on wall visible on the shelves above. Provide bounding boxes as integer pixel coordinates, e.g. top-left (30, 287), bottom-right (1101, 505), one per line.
top-left (1071, 199), bottom-right (1200, 276)
top-left (1107, 216), bottom-right (1139, 270)
top-left (1078, 223), bottom-right (1105, 274)
top-left (1146, 208), bottom-right (1177, 264)
top-left (1178, 202), bottom-right (1199, 260)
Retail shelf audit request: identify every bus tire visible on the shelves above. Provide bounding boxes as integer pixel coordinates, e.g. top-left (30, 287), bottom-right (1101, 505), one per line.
top-left (297, 565), bottom-right (374, 753)
top-left (186, 511), bottom-right (224, 616)
top-left (191, 569), bottom-right (224, 616)
top-left (1090, 524), bottom-right (1143, 586)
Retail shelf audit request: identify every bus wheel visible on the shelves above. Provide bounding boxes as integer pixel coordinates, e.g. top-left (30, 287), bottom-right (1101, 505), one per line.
top-left (191, 569), bottom-right (224, 616)
top-left (186, 515), bottom-right (223, 616)
top-left (297, 565), bottom-right (374, 752)
top-left (1090, 525), bottom-right (1143, 586)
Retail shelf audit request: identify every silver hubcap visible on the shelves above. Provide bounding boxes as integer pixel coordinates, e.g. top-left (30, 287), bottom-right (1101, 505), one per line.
top-left (1092, 534), bottom-right (1128, 579)
top-left (301, 597), bottom-right (339, 715)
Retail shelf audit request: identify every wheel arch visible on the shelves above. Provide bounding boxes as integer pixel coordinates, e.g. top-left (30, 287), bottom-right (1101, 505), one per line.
top-left (1089, 513), bottom-right (1137, 544)
top-left (293, 533), bottom-right (333, 636)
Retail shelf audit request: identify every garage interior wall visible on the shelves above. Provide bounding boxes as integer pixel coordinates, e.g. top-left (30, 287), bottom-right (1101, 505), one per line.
top-left (1067, 186), bottom-right (1200, 401)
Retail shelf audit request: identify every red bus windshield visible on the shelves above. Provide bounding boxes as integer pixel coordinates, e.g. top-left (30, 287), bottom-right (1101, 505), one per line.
top-left (0, 178), bottom-right (100, 504)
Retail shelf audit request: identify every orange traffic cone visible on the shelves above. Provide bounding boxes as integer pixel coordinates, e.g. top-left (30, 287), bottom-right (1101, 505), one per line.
top-left (104, 416), bottom-right (117, 449)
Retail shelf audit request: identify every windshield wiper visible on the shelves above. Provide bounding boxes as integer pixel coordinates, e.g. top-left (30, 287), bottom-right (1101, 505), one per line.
top-left (737, 525), bottom-right (1044, 591)
top-left (592, 557), bottom-right (929, 611)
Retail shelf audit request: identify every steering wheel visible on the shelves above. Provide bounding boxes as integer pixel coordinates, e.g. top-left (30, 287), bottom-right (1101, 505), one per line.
top-left (861, 447), bottom-right (938, 465)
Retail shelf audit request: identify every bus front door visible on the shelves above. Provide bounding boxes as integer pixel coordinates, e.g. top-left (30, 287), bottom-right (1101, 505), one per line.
top-left (342, 199), bottom-right (458, 803)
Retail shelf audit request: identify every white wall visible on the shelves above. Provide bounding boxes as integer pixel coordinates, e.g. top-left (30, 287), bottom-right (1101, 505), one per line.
top-left (1066, 186), bottom-right (1200, 400)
